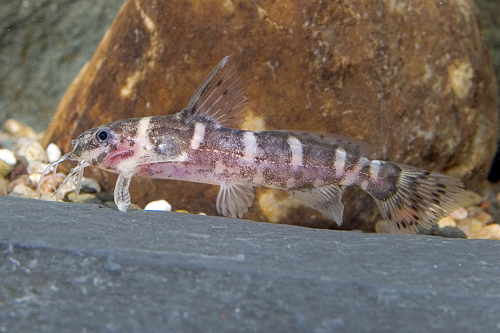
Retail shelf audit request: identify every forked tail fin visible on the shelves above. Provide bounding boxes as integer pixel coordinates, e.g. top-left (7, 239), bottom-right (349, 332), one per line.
top-left (365, 161), bottom-right (465, 234)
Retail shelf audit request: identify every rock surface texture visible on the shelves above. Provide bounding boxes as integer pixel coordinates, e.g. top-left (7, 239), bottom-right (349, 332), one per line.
top-left (42, 0), bottom-right (498, 230)
top-left (1, 196), bottom-right (500, 332)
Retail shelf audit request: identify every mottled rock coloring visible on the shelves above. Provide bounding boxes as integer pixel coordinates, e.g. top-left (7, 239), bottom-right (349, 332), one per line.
top-left (43, 0), bottom-right (498, 230)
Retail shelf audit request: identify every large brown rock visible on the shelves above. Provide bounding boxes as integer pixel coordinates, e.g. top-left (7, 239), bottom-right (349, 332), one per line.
top-left (43, 0), bottom-right (498, 230)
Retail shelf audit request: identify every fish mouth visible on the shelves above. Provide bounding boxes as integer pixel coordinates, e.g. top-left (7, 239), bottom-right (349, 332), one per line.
top-left (37, 152), bottom-right (90, 202)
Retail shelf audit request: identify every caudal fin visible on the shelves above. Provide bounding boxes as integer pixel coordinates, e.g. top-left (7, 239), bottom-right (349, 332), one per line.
top-left (366, 162), bottom-right (465, 234)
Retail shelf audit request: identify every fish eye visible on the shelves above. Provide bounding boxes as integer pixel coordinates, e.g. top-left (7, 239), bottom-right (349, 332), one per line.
top-left (95, 128), bottom-right (112, 143)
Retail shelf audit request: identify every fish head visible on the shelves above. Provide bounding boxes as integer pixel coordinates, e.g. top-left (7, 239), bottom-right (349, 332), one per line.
top-left (38, 119), bottom-right (143, 201)
top-left (70, 119), bottom-right (144, 173)
top-left (70, 126), bottom-right (111, 164)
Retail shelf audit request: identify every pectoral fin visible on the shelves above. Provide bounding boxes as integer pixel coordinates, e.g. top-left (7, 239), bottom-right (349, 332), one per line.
top-left (216, 183), bottom-right (255, 218)
top-left (288, 185), bottom-right (345, 226)
top-left (114, 172), bottom-right (133, 212)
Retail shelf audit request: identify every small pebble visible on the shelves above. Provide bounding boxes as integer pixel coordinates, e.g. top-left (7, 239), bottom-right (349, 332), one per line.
top-left (79, 177), bottom-right (101, 193)
top-left (103, 201), bottom-right (118, 209)
top-left (95, 192), bottom-right (114, 202)
top-left (4, 119), bottom-right (38, 138)
top-left (438, 216), bottom-right (456, 228)
top-left (38, 176), bottom-right (77, 200)
top-left (0, 148), bottom-right (16, 166)
top-left (9, 164), bottom-right (27, 181)
top-left (9, 184), bottom-right (37, 198)
top-left (144, 200), bottom-right (172, 211)
top-left (0, 159), bottom-right (12, 178)
top-left (28, 173), bottom-right (42, 186)
top-left (469, 223), bottom-right (500, 240)
top-left (0, 177), bottom-right (8, 196)
top-left (129, 203), bottom-right (143, 210)
top-left (46, 143), bottom-right (62, 163)
top-left (174, 210), bottom-right (190, 214)
top-left (417, 224), bottom-right (440, 236)
top-left (40, 191), bottom-right (59, 201)
top-left (8, 174), bottom-right (32, 193)
top-left (435, 226), bottom-right (467, 239)
top-left (450, 207), bottom-right (468, 221)
top-left (102, 201), bottom-right (142, 211)
top-left (26, 161), bottom-right (50, 175)
top-left (13, 138), bottom-right (48, 164)
top-left (67, 192), bottom-right (104, 205)
top-left (36, 172), bottom-right (67, 196)
top-left (480, 200), bottom-right (490, 210)
top-left (456, 218), bottom-right (486, 237)
top-left (467, 206), bottom-right (487, 217)
top-left (58, 181), bottom-right (77, 199)
top-left (473, 211), bottom-right (493, 225)
top-left (466, 206), bottom-right (493, 224)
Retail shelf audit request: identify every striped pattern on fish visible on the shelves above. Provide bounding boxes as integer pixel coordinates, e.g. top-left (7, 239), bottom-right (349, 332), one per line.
top-left (38, 55), bottom-right (465, 233)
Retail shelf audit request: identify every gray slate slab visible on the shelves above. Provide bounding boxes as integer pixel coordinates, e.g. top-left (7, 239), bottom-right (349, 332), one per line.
top-left (1, 195), bottom-right (499, 332)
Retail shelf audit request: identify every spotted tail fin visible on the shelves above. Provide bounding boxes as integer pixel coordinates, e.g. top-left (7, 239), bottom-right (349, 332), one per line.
top-left (365, 161), bottom-right (465, 234)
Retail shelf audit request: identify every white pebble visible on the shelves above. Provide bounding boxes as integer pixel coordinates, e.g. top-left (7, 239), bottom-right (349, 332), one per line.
top-left (0, 148), bottom-right (16, 166)
top-left (46, 143), bottom-right (62, 163)
top-left (450, 207), bottom-right (468, 221)
top-left (57, 180), bottom-right (77, 199)
top-left (437, 216), bottom-right (457, 228)
top-left (29, 173), bottom-right (42, 186)
top-left (27, 161), bottom-right (50, 175)
top-left (144, 200), bottom-right (172, 211)
top-left (14, 138), bottom-right (48, 163)
top-left (9, 184), bottom-right (38, 198)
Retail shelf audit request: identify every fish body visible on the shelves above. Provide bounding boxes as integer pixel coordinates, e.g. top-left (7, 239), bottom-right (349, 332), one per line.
top-left (40, 56), bottom-right (465, 233)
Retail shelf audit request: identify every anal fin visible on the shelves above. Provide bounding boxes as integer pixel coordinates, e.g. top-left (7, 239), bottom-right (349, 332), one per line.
top-left (216, 183), bottom-right (255, 218)
top-left (289, 185), bottom-right (345, 226)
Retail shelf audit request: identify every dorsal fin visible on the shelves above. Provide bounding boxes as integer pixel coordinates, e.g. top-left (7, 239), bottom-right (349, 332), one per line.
top-left (185, 55), bottom-right (248, 127)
